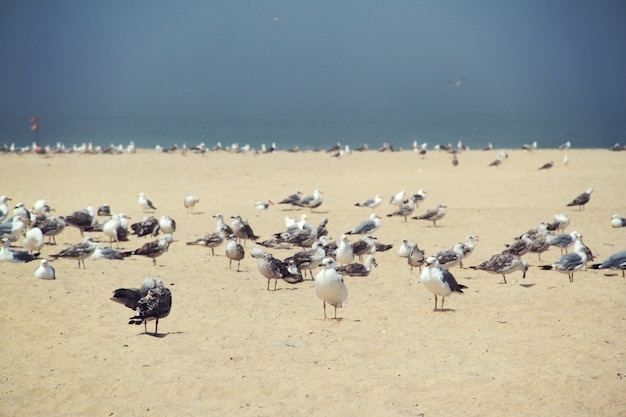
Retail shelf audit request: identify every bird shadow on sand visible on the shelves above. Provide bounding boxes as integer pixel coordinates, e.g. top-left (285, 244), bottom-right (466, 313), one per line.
top-left (140, 331), bottom-right (184, 338)
top-left (190, 211), bottom-right (206, 215)
top-left (519, 283), bottom-right (535, 288)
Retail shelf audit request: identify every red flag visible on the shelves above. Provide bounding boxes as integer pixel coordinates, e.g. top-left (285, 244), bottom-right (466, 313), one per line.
top-left (30, 117), bottom-right (39, 123)
top-left (30, 124), bottom-right (39, 130)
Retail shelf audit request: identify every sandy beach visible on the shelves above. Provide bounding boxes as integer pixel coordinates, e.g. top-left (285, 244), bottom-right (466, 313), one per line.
top-left (1, 148), bottom-right (625, 416)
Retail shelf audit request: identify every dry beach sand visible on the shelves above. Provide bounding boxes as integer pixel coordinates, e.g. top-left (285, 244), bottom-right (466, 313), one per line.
top-left (1, 148), bottom-right (625, 416)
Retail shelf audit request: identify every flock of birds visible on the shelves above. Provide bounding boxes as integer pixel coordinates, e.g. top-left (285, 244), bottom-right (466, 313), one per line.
top-left (2, 139), bottom-right (625, 331)
top-left (1, 155), bottom-right (625, 331)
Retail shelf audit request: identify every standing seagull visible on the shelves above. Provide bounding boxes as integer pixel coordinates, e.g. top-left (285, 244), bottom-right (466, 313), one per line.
top-left (355, 194), bottom-right (383, 209)
top-left (470, 253), bottom-right (528, 283)
top-left (412, 204), bottom-right (447, 227)
top-left (420, 257), bottom-right (467, 311)
top-left (540, 235), bottom-right (588, 283)
top-left (345, 213), bottom-right (381, 235)
top-left (111, 278), bottom-right (159, 332)
top-left (34, 259), bottom-right (56, 280)
top-left (225, 234), bottom-right (245, 271)
top-left (0, 196), bottom-right (11, 222)
top-left (127, 279), bottom-right (172, 336)
top-left (184, 195), bottom-right (200, 213)
top-left (131, 234), bottom-right (173, 266)
top-left (566, 188), bottom-right (593, 210)
top-left (64, 206), bottom-right (97, 237)
top-left (50, 236), bottom-right (97, 268)
top-left (186, 231), bottom-right (225, 255)
top-left (138, 192), bottom-right (157, 212)
top-left (251, 248), bottom-right (302, 290)
top-left (278, 191), bottom-right (302, 210)
top-left (295, 189), bottom-right (324, 212)
top-left (314, 258), bottom-right (348, 320)
top-left (386, 195), bottom-right (417, 222)
top-left (230, 215), bottom-right (259, 245)
top-left (159, 215), bottom-right (176, 234)
top-left (407, 242), bottom-right (425, 273)
top-left (389, 190), bottom-right (406, 207)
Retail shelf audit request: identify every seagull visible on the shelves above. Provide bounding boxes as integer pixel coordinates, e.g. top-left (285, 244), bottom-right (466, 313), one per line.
top-left (131, 234), bottom-right (173, 266)
top-left (50, 236), bottom-right (97, 268)
top-left (127, 279), bottom-right (172, 336)
top-left (566, 188), bottom-right (593, 210)
top-left (34, 259), bottom-right (55, 280)
top-left (111, 277), bottom-right (157, 314)
top-left (36, 214), bottom-right (65, 245)
top-left (335, 235), bottom-right (355, 266)
top-left (538, 161), bottom-right (554, 170)
top-left (186, 231), bottom-right (225, 255)
top-left (64, 206), bottom-right (97, 237)
top-left (23, 227), bottom-right (44, 254)
top-left (407, 242), bottom-right (425, 273)
top-left (13, 202), bottom-right (31, 224)
top-left (522, 141), bottom-right (538, 151)
top-left (314, 258), bottom-right (348, 320)
top-left (345, 213), bottom-right (381, 235)
top-left (540, 235), bottom-right (588, 282)
top-left (90, 243), bottom-right (132, 260)
top-left (350, 234), bottom-right (377, 262)
top-left (130, 216), bottom-right (160, 237)
top-left (546, 213), bottom-right (570, 234)
top-left (470, 253), bottom-right (528, 283)
top-left (138, 192), bottom-right (157, 212)
top-left (386, 195), bottom-right (417, 222)
top-left (159, 215), bottom-right (176, 234)
top-left (283, 241), bottom-right (326, 279)
top-left (0, 216), bottom-right (26, 241)
top-left (251, 248), bottom-right (303, 290)
top-left (1, 238), bottom-right (39, 263)
top-left (102, 214), bottom-right (122, 248)
top-left (398, 238), bottom-right (411, 258)
top-left (225, 234), bottom-right (245, 271)
top-left (488, 156), bottom-right (502, 167)
top-left (548, 231), bottom-right (580, 255)
top-left (295, 189), bottom-right (324, 212)
top-left (213, 214), bottom-right (234, 235)
top-left (526, 224), bottom-right (551, 261)
top-left (412, 204), bottom-right (447, 227)
top-left (184, 195), bottom-right (200, 213)
top-left (558, 141), bottom-right (571, 150)
top-left (420, 257), bottom-right (467, 311)
top-left (337, 255), bottom-right (378, 277)
top-left (452, 153), bottom-right (459, 166)
top-left (97, 204), bottom-right (111, 216)
top-left (255, 200), bottom-right (275, 210)
top-left (230, 215), bottom-right (259, 245)
top-left (502, 234), bottom-right (533, 257)
top-left (389, 190), bottom-right (406, 207)
top-left (411, 189), bottom-right (427, 207)
top-left (355, 194), bottom-right (383, 209)
top-left (278, 191), bottom-right (302, 210)
top-left (590, 250), bottom-right (626, 277)
top-left (611, 214), bottom-right (626, 228)
top-left (0, 195), bottom-right (12, 222)
top-left (434, 243), bottom-right (465, 269)
top-left (460, 235), bottom-right (479, 266)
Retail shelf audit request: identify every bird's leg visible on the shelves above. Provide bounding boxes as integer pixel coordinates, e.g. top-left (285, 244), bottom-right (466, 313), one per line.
top-left (237, 260), bottom-right (241, 271)
top-left (441, 297), bottom-right (445, 311)
top-left (229, 259), bottom-right (232, 269)
top-left (211, 248), bottom-right (214, 256)
top-left (433, 295), bottom-right (438, 311)
top-left (333, 304), bottom-right (338, 319)
top-left (154, 319), bottom-right (159, 336)
top-left (152, 258), bottom-right (157, 266)
top-left (144, 320), bottom-right (147, 334)
top-left (274, 279), bottom-right (278, 291)
top-left (502, 275), bottom-right (508, 284)
top-left (267, 279), bottom-right (270, 291)
top-left (323, 301), bottom-right (327, 319)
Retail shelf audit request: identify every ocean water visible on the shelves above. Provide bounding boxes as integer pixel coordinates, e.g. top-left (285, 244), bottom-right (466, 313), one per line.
top-left (1, 106), bottom-right (623, 151)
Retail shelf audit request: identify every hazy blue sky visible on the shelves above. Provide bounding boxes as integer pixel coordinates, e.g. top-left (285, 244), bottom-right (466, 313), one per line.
top-left (1, 1), bottom-right (625, 134)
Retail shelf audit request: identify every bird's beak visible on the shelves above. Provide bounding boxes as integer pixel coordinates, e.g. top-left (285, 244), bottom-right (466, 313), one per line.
top-left (423, 261), bottom-right (431, 267)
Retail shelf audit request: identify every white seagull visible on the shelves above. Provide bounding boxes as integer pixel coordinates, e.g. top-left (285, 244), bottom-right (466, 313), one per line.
top-left (420, 257), bottom-right (467, 311)
top-left (138, 192), bottom-right (157, 212)
top-left (34, 259), bottom-right (56, 280)
top-left (314, 258), bottom-right (348, 319)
